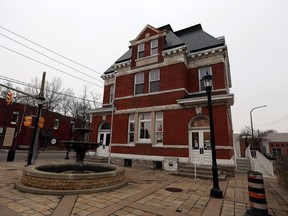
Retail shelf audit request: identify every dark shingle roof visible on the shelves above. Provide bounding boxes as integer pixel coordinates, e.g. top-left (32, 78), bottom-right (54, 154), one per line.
top-left (104, 24), bottom-right (224, 74)
top-left (115, 48), bottom-right (132, 64)
top-left (175, 24), bottom-right (224, 52)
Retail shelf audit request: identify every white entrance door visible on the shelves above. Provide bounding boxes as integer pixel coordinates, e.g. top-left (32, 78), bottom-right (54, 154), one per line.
top-left (189, 130), bottom-right (212, 165)
top-left (97, 132), bottom-right (110, 156)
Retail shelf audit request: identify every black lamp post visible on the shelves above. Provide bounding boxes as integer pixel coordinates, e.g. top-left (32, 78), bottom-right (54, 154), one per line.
top-left (202, 74), bottom-right (223, 199)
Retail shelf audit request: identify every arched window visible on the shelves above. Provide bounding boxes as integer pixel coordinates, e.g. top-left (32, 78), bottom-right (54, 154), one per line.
top-left (101, 122), bottom-right (111, 130)
top-left (190, 116), bottom-right (209, 128)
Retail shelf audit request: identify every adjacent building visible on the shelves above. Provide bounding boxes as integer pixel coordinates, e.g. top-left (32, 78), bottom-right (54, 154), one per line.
top-left (263, 133), bottom-right (288, 157)
top-left (0, 98), bottom-right (72, 150)
top-left (89, 24), bottom-right (234, 169)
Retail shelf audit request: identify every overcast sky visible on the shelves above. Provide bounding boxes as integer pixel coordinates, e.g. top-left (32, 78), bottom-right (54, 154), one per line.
top-left (0, 0), bottom-right (288, 133)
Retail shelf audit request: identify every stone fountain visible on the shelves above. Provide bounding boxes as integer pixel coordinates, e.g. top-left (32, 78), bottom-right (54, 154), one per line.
top-left (15, 128), bottom-right (128, 195)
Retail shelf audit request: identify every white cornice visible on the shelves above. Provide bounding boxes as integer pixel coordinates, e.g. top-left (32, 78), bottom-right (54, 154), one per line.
top-left (188, 45), bottom-right (227, 59)
top-left (177, 93), bottom-right (234, 106)
top-left (162, 45), bottom-right (188, 57)
top-left (88, 106), bottom-right (114, 115)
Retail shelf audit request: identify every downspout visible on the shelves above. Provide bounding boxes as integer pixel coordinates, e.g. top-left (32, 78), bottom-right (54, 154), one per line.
top-left (108, 70), bottom-right (117, 164)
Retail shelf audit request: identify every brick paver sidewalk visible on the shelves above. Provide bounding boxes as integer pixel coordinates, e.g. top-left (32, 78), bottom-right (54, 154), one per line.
top-left (0, 160), bottom-right (288, 216)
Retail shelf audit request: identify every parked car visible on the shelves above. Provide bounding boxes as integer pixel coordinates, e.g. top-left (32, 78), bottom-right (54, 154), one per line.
top-left (265, 153), bottom-right (276, 160)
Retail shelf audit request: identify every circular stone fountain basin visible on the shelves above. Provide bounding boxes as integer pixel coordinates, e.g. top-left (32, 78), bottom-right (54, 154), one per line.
top-left (15, 162), bottom-right (128, 195)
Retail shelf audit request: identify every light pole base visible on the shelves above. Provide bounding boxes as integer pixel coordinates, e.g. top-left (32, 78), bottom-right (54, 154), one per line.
top-left (210, 188), bottom-right (223, 199)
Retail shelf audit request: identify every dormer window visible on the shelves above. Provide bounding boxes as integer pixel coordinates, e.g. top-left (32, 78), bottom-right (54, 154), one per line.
top-left (150, 39), bottom-right (158, 55)
top-left (137, 43), bottom-right (145, 59)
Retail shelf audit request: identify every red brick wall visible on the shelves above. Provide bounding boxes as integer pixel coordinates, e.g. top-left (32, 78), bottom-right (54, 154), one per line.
top-left (186, 63), bottom-right (226, 93)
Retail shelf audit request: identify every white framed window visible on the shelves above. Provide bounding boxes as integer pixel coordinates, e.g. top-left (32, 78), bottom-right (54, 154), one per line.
top-left (128, 114), bottom-right (135, 143)
top-left (150, 39), bottom-right (158, 55)
top-left (138, 113), bottom-right (151, 142)
top-left (11, 112), bottom-right (19, 124)
top-left (109, 84), bottom-right (114, 104)
top-left (53, 119), bottom-right (59, 129)
top-left (155, 112), bottom-right (163, 144)
top-left (135, 72), bottom-right (144, 95)
top-left (149, 69), bottom-right (160, 93)
top-left (137, 43), bottom-right (145, 59)
top-left (199, 66), bottom-right (212, 91)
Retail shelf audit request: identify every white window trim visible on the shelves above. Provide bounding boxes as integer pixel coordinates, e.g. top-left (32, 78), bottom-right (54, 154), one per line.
top-left (138, 113), bottom-right (151, 143)
top-left (137, 43), bottom-right (145, 59)
top-left (109, 84), bottom-right (114, 104)
top-left (149, 69), bottom-right (160, 93)
top-left (155, 112), bottom-right (163, 145)
top-left (199, 66), bottom-right (212, 92)
top-left (128, 114), bottom-right (135, 144)
top-left (134, 72), bottom-right (145, 95)
top-left (150, 39), bottom-right (158, 55)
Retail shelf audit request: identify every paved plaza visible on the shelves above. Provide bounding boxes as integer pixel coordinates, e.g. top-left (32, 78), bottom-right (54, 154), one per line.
top-left (0, 159), bottom-right (288, 216)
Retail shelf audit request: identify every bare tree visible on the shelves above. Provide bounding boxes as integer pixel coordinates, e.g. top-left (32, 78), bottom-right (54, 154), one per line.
top-left (240, 126), bottom-right (277, 151)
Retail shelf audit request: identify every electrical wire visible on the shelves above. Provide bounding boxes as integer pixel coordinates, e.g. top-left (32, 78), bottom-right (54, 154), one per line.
top-left (0, 75), bottom-right (101, 103)
top-left (0, 44), bottom-right (103, 88)
top-left (0, 32), bottom-right (103, 83)
top-left (0, 25), bottom-right (103, 76)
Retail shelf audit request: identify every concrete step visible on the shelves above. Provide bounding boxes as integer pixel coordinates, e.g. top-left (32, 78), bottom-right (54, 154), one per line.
top-left (236, 158), bottom-right (252, 172)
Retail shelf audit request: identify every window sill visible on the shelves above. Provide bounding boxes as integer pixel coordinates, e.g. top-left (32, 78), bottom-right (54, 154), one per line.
top-left (136, 141), bottom-right (152, 144)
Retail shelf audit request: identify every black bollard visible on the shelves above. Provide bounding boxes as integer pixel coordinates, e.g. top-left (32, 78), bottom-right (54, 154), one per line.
top-left (245, 171), bottom-right (270, 216)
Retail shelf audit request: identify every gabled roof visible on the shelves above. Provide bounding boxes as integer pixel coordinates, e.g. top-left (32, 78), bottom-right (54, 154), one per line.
top-left (104, 24), bottom-right (224, 74)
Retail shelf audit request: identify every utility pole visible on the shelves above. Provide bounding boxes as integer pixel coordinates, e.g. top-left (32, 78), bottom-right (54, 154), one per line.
top-left (26, 72), bottom-right (46, 166)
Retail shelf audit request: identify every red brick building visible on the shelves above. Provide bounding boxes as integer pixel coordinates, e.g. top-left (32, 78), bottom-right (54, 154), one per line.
top-left (90, 24), bottom-right (234, 169)
top-left (0, 98), bottom-right (72, 150)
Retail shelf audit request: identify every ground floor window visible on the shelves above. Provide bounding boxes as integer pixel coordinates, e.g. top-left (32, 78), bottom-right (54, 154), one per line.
top-left (139, 113), bottom-right (151, 141)
top-left (155, 112), bottom-right (163, 144)
top-left (128, 114), bottom-right (134, 143)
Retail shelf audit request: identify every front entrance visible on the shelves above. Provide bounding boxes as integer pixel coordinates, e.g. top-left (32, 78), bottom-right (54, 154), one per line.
top-left (188, 116), bottom-right (212, 165)
top-left (97, 122), bottom-right (111, 156)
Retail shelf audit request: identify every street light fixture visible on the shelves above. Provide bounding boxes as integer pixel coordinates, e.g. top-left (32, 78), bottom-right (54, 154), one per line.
top-left (202, 74), bottom-right (223, 199)
top-left (250, 105), bottom-right (267, 150)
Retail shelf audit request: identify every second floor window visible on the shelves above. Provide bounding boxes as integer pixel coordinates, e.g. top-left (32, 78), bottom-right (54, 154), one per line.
top-left (149, 69), bottom-right (160, 92)
top-left (199, 66), bottom-right (212, 91)
top-left (150, 39), bottom-right (158, 55)
top-left (135, 72), bottom-right (144, 95)
top-left (109, 84), bottom-right (114, 103)
top-left (137, 43), bottom-right (145, 59)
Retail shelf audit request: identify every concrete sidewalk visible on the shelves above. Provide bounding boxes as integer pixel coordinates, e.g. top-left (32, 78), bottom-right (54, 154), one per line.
top-left (0, 160), bottom-right (288, 216)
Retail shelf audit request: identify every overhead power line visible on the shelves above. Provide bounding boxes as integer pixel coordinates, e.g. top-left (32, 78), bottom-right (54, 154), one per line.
top-left (0, 25), bottom-right (103, 76)
top-left (0, 32), bottom-right (103, 83)
top-left (0, 75), bottom-right (100, 103)
top-left (0, 44), bottom-right (103, 88)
